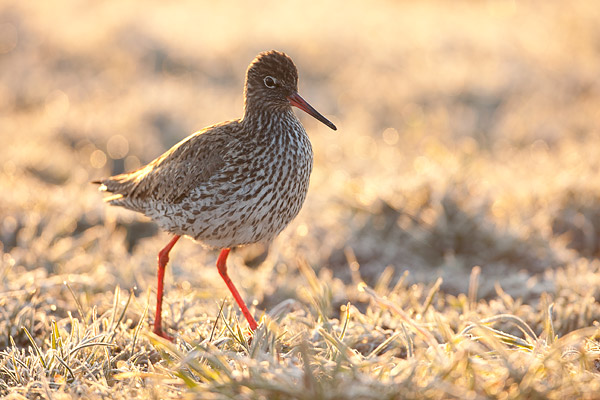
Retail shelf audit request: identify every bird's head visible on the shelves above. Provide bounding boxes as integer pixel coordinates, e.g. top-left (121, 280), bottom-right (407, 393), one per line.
top-left (244, 50), bottom-right (337, 131)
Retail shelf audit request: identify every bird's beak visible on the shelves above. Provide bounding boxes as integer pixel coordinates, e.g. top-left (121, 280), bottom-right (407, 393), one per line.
top-left (287, 92), bottom-right (337, 131)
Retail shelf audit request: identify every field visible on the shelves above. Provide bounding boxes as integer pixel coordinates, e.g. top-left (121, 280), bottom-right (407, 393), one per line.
top-left (2, 0), bottom-right (600, 398)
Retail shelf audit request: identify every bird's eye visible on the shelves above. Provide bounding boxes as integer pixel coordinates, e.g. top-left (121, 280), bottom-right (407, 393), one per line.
top-left (264, 76), bottom-right (277, 88)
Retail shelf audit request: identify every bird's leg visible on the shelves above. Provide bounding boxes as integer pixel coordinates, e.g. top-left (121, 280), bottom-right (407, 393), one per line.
top-left (153, 235), bottom-right (181, 340)
top-left (216, 248), bottom-right (259, 331)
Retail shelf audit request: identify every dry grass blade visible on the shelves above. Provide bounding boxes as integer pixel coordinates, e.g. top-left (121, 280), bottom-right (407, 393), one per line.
top-left (359, 283), bottom-right (441, 354)
top-left (69, 340), bottom-right (115, 355)
top-left (339, 302), bottom-right (350, 341)
top-left (22, 326), bottom-right (47, 369)
top-left (64, 281), bottom-right (86, 324)
top-left (421, 276), bottom-right (443, 315)
top-left (462, 314), bottom-right (539, 344)
top-left (209, 299), bottom-right (226, 343)
top-left (468, 266), bottom-right (481, 310)
top-left (465, 322), bottom-right (534, 351)
top-left (318, 327), bottom-right (360, 363)
top-left (130, 289), bottom-right (150, 358)
top-left (108, 287), bottom-right (133, 343)
top-left (366, 331), bottom-right (404, 359)
top-left (401, 323), bottom-right (414, 358)
top-left (298, 340), bottom-right (319, 397)
top-left (53, 353), bottom-right (75, 381)
top-left (50, 320), bottom-right (61, 351)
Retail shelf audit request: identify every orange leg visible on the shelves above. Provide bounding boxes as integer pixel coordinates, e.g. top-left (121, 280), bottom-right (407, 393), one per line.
top-left (153, 235), bottom-right (181, 340)
top-left (216, 248), bottom-right (259, 331)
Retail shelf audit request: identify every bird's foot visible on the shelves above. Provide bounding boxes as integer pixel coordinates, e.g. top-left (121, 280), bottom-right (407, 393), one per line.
top-left (152, 326), bottom-right (174, 342)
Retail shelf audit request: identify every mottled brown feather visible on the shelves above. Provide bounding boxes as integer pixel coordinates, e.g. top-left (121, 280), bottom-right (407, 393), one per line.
top-left (96, 120), bottom-right (240, 205)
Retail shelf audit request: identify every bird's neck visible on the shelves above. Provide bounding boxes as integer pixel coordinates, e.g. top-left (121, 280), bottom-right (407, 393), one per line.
top-left (241, 105), bottom-right (300, 137)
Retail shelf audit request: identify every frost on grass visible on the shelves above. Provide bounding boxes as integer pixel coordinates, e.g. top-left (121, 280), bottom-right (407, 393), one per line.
top-left (2, 258), bottom-right (600, 399)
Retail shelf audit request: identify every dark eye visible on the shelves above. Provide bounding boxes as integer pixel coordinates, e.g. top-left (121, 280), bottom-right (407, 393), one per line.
top-left (264, 76), bottom-right (277, 88)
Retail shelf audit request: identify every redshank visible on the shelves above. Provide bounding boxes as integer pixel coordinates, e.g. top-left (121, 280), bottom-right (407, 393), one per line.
top-left (93, 50), bottom-right (337, 339)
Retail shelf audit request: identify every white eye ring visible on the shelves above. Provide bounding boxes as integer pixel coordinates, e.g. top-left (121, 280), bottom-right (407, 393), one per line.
top-left (264, 76), bottom-right (277, 88)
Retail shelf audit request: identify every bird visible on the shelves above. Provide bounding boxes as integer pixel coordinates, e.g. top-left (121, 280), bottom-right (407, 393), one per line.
top-left (93, 50), bottom-right (337, 340)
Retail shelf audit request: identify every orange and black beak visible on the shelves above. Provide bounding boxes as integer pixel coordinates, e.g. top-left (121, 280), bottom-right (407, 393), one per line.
top-left (287, 92), bottom-right (337, 131)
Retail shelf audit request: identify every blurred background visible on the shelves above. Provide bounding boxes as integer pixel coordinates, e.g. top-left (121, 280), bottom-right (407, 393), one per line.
top-left (2, 0), bottom-right (600, 337)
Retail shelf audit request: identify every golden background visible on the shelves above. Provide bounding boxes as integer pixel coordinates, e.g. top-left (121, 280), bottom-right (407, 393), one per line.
top-left (2, 0), bottom-right (600, 397)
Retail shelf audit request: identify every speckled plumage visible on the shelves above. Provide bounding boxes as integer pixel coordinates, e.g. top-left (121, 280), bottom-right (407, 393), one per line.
top-left (99, 112), bottom-right (312, 248)
top-left (93, 50), bottom-right (336, 337)
top-left (96, 51), bottom-right (327, 247)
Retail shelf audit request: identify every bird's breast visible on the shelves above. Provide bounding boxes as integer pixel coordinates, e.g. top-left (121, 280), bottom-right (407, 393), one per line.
top-left (170, 119), bottom-right (314, 248)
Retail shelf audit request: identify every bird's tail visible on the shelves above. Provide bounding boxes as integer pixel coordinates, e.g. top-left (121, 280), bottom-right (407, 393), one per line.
top-left (91, 174), bottom-right (136, 206)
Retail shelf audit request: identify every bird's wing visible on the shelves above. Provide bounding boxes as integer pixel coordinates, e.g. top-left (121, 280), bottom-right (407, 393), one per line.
top-left (95, 120), bottom-right (240, 205)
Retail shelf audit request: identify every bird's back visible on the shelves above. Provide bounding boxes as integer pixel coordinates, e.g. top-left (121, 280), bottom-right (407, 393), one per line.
top-left (95, 120), bottom-right (240, 210)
